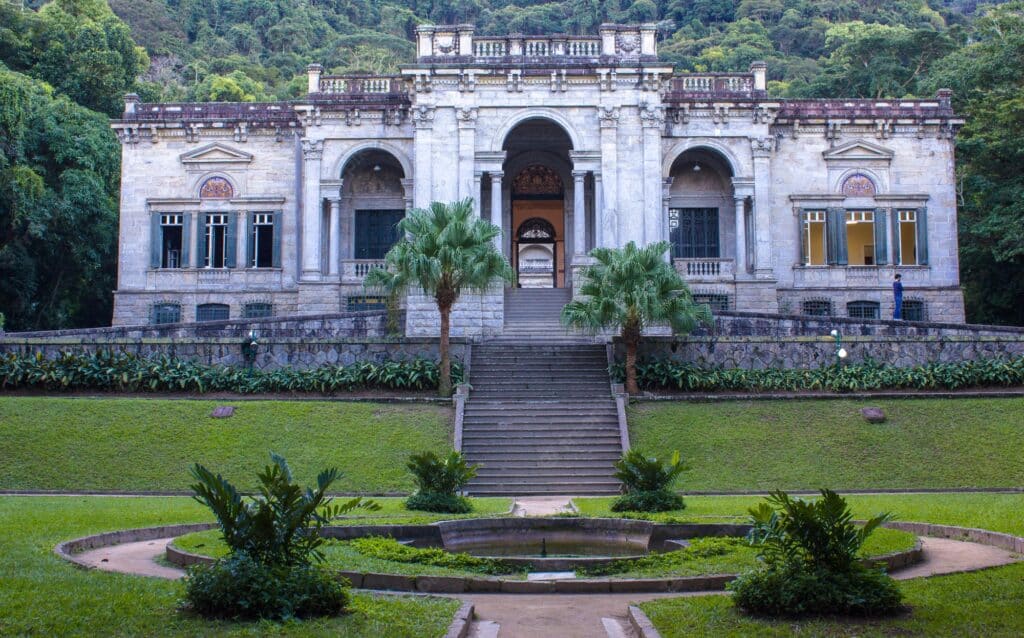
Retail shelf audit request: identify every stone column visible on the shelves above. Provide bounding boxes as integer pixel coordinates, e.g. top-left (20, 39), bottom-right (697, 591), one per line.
top-left (472, 171), bottom-right (483, 218)
top-left (598, 107), bottom-right (619, 248)
top-left (662, 177), bottom-right (674, 256)
top-left (401, 178), bottom-right (415, 212)
top-left (640, 104), bottom-right (665, 245)
top-left (412, 106), bottom-right (435, 209)
top-left (236, 210), bottom-right (248, 269)
top-left (489, 171), bottom-right (504, 252)
top-left (572, 170), bottom-right (587, 256)
top-left (751, 137), bottom-right (774, 278)
top-left (300, 139), bottom-right (324, 279)
top-left (327, 197), bottom-right (341, 277)
top-left (457, 108), bottom-right (477, 202)
top-left (593, 173), bottom-right (604, 248)
top-left (733, 196), bottom-right (747, 275)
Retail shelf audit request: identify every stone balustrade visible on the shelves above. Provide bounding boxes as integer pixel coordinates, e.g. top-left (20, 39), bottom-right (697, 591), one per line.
top-left (472, 36), bottom-right (602, 59)
top-left (793, 265), bottom-right (931, 288)
top-left (317, 75), bottom-right (403, 95)
top-left (675, 258), bottom-right (735, 282)
top-left (341, 259), bottom-right (387, 284)
top-left (665, 74), bottom-right (758, 99)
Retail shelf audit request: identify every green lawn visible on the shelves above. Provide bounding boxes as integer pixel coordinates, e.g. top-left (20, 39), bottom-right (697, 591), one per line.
top-left (641, 562), bottom-right (1024, 637)
top-left (0, 397), bottom-right (452, 492)
top-left (629, 398), bottom-right (1024, 490)
top-left (0, 496), bottom-right (460, 637)
top-left (574, 493), bottom-right (1024, 537)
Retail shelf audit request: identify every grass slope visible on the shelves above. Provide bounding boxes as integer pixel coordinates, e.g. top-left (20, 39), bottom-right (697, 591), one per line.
top-left (0, 398), bottom-right (451, 492)
top-left (0, 496), bottom-right (459, 637)
top-left (641, 563), bottom-right (1024, 637)
top-left (629, 398), bottom-right (1024, 490)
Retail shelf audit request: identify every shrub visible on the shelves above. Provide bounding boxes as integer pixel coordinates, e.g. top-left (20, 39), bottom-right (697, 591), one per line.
top-left (184, 552), bottom-right (350, 620)
top-left (729, 489), bottom-right (903, 617)
top-left (404, 451), bottom-right (479, 513)
top-left (610, 355), bottom-right (1024, 393)
top-left (611, 449), bottom-right (685, 513)
top-left (190, 453), bottom-right (378, 567)
top-left (348, 537), bottom-right (519, 575)
top-left (0, 351), bottom-right (463, 393)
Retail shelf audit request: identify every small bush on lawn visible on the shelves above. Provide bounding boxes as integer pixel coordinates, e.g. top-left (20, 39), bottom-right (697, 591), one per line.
top-left (348, 537), bottom-right (519, 575)
top-left (184, 453), bottom-right (377, 620)
top-left (728, 489), bottom-right (903, 617)
top-left (184, 553), bottom-right (350, 620)
top-left (611, 450), bottom-right (685, 512)
top-left (405, 451), bottom-right (479, 513)
top-left (612, 355), bottom-right (1024, 393)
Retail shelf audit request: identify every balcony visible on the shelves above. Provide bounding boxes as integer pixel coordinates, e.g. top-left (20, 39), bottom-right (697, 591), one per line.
top-left (317, 75), bottom-right (404, 95)
top-left (472, 36), bottom-right (602, 59)
top-left (664, 74), bottom-right (762, 100)
top-left (793, 265), bottom-right (931, 288)
top-left (342, 259), bottom-right (387, 285)
top-left (674, 258), bottom-right (735, 282)
top-left (146, 268), bottom-right (284, 290)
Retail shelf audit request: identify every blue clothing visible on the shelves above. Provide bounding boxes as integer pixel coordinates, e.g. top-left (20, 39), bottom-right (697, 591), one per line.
top-left (893, 280), bottom-right (904, 319)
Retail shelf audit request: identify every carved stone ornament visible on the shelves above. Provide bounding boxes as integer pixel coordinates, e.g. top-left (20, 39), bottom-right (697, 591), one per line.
top-left (301, 139), bottom-right (324, 160)
top-left (751, 136), bottom-right (775, 157)
top-left (434, 33), bottom-right (457, 55)
top-left (199, 176), bottom-right (234, 199)
top-left (598, 106), bottom-right (620, 128)
top-left (841, 173), bottom-right (876, 197)
top-left (640, 104), bottom-right (665, 128)
top-left (616, 33), bottom-right (640, 54)
top-left (513, 165), bottom-right (563, 196)
top-left (457, 107), bottom-right (478, 123)
top-left (412, 105), bottom-right (436, 128)
top-left (517, 217), bottom-right (556, 240)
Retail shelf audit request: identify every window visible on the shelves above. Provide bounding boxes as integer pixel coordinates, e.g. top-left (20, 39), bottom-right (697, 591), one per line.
top-left (693, 294), bottom-right (730, 313)
top-left (800, 210), bottom-right (827, 265)
top-left (152, 303), bottom-right (181, 325)
top-left (196, 303), bottom-right (229, 322)
top-left (203, 214), bottom-right (229, 268)
top-left (896, 209), bottom-right (920, 265)
top-left (355, 210), bottom-right (404, 259)
top-left (801, 299), bottom-right (833, 317)
top-left (151, 213), bottom-right (190, 269)
top-left (845, 210), bottom-right (875, 266)
top-left (243, 302), bottom-right (273, 319)
top-left (347, 295), bottom-right (387, 311)
top-left (669, 208), bottom-right (720, 259)
top-left (250, 213), bottom-right (276, 268)
top-left (902, 300), bottom-right (926, 322)
top-left (847, 300), bottom-right (880, 320)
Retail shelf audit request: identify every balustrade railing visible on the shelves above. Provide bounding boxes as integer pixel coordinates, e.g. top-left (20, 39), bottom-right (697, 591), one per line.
top-left (674, 258), bottom-right (735, 281)
top-left (472, 37), bottom-right (601, 59)
top-left (318, 76), bottom-right (403, 95)
top-left (342, 259), bottom-right (387, 283)
top-left (666, 74), bottom-right (756, 98)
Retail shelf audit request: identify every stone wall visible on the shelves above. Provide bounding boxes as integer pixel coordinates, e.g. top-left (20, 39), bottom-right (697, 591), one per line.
top-left (616, 311), bottom-right (1024, 369)
top-left (0, 311), bottom-right (468, 369)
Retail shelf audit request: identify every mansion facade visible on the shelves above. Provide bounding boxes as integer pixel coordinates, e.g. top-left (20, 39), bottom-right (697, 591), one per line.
top-left (111, 24), bottom-right (966, 332)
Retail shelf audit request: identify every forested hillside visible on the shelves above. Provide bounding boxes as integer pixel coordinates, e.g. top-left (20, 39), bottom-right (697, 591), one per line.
top-left (0, 0), bottom-right (1022, 328)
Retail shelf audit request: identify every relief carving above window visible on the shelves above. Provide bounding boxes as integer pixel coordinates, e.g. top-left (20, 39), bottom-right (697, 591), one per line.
top-left (513, 165), bottom-right (563, 196)
top-left (841, 174), bottom-right (876, 197)
top-left (199, 176), bottom-right (234, 199)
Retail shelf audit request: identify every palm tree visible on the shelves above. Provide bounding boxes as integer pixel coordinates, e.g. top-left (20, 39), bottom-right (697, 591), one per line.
top-left (366, 199), bottom-right (513, 396)
top-left (561, 241), bottom-right (712, 395)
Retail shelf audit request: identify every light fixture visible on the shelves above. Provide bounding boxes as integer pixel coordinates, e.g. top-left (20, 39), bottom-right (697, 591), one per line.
top-left (692, 163), bottom-right (701, 172)
top-left (837, 348), bottom-right (848, 359)
top-left (373, 164), bottom-right (382, 172)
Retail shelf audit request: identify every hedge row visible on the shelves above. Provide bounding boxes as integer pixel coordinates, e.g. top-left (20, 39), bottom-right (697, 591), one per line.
top-left (0, 351), bottom-right (462, 393)
top-left (611, 356), bottom-right (1024, 393)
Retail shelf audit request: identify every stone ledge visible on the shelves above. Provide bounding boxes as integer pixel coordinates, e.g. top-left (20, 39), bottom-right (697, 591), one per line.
top-left (444, 602), bottom-right (475, 638)
top-left (628, 604), bottom-right (662, 638)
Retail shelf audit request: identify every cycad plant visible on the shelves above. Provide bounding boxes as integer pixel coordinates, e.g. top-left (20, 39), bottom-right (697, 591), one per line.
top-left (611, 449), bottom-right (685, 512)
top-left (366, 199), bottom-right (513, 396)
top-left (561, 241), bottom-right (712, 395)
top-left (405, 450), bottom-right (480, 513)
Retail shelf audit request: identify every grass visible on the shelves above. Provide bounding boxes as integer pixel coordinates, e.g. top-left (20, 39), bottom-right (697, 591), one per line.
top-left (574, 493), bottom-right (1024, 537)
top-left (0, 397), bottom-right (452, 492)
top-left (0, 496), bottom-right (460, 637)
top-left (628, 398), bottom-right (1024, 490)
top-left (640, 562), bottom-right (1024, 637)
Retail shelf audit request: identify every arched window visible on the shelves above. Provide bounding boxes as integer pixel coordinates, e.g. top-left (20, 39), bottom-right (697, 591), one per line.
top-left (243, 302), bottom-right (273, 319)
top-left (517, 217), bottom-right (556, 241)
top-left (693, 294), bottom-right (730, 313)
top-left (902, 300), bottom-right (926, 322)
top-left (196, 303), bottom-right (230, 322)
top-left (841, 174), bottom-right (876, 197)
top-left (847, 300), bottom-right (880, 320)
top-left (151, 303), bottom-right (181, 325)
top-left (199, 176), bottom-right (234, 199)
top-left (802, 299), bottom-right (833, 317)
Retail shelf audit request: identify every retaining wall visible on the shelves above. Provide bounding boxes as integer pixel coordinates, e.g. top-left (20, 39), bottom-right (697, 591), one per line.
top-left (618, 312), bottom-right (1024, 369)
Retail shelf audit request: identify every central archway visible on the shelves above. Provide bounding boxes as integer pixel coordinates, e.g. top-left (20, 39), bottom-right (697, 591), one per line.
top-left (500, 118), bottom-right (574, 288)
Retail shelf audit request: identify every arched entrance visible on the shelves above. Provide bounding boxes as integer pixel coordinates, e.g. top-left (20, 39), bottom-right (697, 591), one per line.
top-left (500, 118), bottom-right (574, 288)
top-left (338, 149), bottom-right (406, 272)
top-left (667, 148), bottom-right (744, 267)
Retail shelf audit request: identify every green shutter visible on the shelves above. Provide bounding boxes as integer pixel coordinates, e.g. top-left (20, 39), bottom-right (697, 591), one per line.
top-left (245, 212), bottom-right (254, 268)
top-left (225, 213), bottom-right (237, 268)
top-left (916, 207), bottom-right (928, 265)
top-left (873, 208), bottom-right (888, 265)
top-left (891, 209), bottom-right (901, 265)
top-left (272, 211), bottom-right (282, 268)
top-left (798, 210), bottom-right (808, 265)
top-left (826, 208), bottom-right (847, 266)
top-left (197, 214), bottom-right (208, 267)
top-left (181, 213), bottom-right (192, 268)
top-left (150, 213), bottom-right (161, 268)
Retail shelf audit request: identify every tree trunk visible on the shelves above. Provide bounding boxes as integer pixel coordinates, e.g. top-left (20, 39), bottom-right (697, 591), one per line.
top-left (624, 337), bottom-right (639, 396)
top-left (437, 294), bottom-right (454, 397)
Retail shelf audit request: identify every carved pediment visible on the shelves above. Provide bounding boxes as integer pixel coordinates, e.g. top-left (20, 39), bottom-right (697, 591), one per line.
top-left (180, 143), bottom-right (254, 166)
top-left (823, 140), bottom-right (894, 162)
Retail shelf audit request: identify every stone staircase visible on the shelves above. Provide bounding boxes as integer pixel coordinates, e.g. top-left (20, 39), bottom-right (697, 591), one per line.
top-left (500, 288), bottom-right (578, 340)
top-left (462, 342), bottom-right (623, 496)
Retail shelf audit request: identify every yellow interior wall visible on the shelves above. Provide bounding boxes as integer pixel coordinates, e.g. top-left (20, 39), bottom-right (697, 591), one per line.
top-left (846, 221), bottom-right (875, 265)
top-left (512, 200), bottom-right (565, 288)
top-left (900, 221), bottom-right (918, 265)
top-left (808, 221), bottom-right (826, 265)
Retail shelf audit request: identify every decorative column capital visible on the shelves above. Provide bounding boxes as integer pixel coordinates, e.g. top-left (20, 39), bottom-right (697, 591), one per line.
top-left (412, 105), bottom-right (436, 129)
top-left (598, 106), bottom-right (620, 129)
top-left (456, 106), bottom-right (478, 127)
top-left (571, 170), bottom-right (588, 181)
top-left (751, 136), bottom-right (775, 158)
top-left (301, 139), bottom-right (324, 160)
top-left (639, 104), bottom-right (665, 128)
top-left (488, 171), bottom-right (504, 183)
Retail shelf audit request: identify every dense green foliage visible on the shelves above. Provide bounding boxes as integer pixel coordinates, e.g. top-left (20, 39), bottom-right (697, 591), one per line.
top-left (0, 351), bottom-right (462, 393)
top-left (613, 355), bottom-right (1024, 392)
top-left (563, 241), bottom-right (711, 394)
top-left (366, 199), bottom-right (512, 396)
top-left (628, 397), bottom-right (1024, 491)
top-left (729, 490), bottom-right (903, 617)
top-left (611, 449), bottom-right (686, 512)
top-left (404, 450), bottom-right (480, 513)
top-left (0, 397), bottom-right (452, 492)
top-left (0, 496), bottom-right (462, 636)
top-left (348, 537), bottom-right (519, 575)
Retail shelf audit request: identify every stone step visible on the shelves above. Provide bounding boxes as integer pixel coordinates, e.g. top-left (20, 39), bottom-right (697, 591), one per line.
top-left (468, 480), bottom-right (621, 491)
top-left (462, 444), bottom-right (623, 455)
top-left (471, 461), bottom-right (618, 471)
top-left (464, 434), bottom-right (622, 444)
top-left (462, 422), bottom-right (619, 431)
